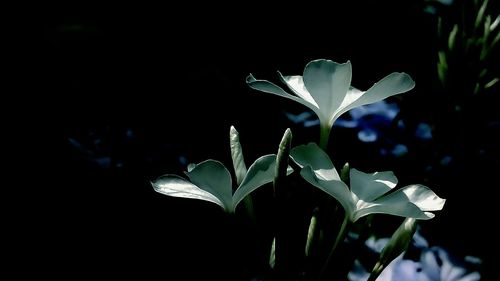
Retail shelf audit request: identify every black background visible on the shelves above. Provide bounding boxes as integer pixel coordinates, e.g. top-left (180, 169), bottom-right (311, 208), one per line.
top-left (14, 1), bottom-right (498, 280)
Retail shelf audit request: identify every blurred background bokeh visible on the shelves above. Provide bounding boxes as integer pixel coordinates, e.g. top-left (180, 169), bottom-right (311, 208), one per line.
top-left (35, 0), bottom-right (499, 279)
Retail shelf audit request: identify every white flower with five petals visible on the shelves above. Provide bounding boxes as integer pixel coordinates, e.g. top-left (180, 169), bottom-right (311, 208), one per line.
top-left (247, 59), bottom-right (415, 148)
top-left (291, 143), bottom-right (445, 222)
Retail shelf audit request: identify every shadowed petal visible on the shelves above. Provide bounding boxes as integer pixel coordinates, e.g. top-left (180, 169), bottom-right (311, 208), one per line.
top-left (300, 166), bottom-right (355, 216)
top-left (350, 168), bottom-right (398, 202)
top-left (185, 160), bottom-right (233, 211)
top-left (233, 154), bottom-right (292, 211)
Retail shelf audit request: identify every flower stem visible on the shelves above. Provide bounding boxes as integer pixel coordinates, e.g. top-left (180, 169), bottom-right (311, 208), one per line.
top-left (319, 123), bottom-right (331, 150)
top-left (318, 214), bottom-right (350, 281)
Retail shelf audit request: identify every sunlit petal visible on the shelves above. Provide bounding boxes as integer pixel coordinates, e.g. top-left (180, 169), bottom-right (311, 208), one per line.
top-left (303, 59), bottom-right (352, 122)
top-left (152, 175), bottom-right (225, 209)
top-left (279, 72), bottom-right (319, 108)
top-left (246, 74), bottom-right (320, 116)
top-left (395, 185), bottom-right (446, 211)
top-left (353, 200), bottom-right (432, 222)
top-left (334, 72), bottom-right (415, 121)
top-left (290, 142), bottom-right (340, 181)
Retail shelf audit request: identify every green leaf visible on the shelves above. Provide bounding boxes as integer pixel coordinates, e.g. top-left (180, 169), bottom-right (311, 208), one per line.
top-left (475, 0), bottom-right (489, 30)
top-left (485, 77), bottom-right (499, 88)
top-left (185, 160), bottom-right (233, 212)
top-left (152, 174), bottom-right (225, 209)
top-left (448, 24), bottom-right (459, 51)
top-left (490, 14), bottom-right (500, 31)
top-left (269, 238), bottom-right (276, 269)
top-left (230, 126), bottom-right (247, 185)
top-left (290, 143), bottom-right (340, 180)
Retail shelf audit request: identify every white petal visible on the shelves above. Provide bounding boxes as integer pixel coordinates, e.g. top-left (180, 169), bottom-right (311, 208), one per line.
top-left (185, 160), bottom-right (233, 211)
top-left (233, 154), bottom-right (293, 211)
top-left (334, 86), bottom-right (364, 123)
top-left (246, 74), bottom-right (321, 117)
top-left (152, 175), bottom-right (225, 209)
top-left (354, 185), bottom-right (445, 221)
top-left (398, 185), bottom-right (446, 211)
top-left (303, 59), bottom-right (352, 123)
top-left (334, 72), bottom-right (415, 121)
top-left (350, 168), bottom-right (398, 202)
top-left (353, 200), bottom-right (432, 222)
top-left (300, 166), bottom-right (355, 217)
top-left (290, 143), bottom-right (340, 181)
top-left (279, 72), bottom-right (319, 108)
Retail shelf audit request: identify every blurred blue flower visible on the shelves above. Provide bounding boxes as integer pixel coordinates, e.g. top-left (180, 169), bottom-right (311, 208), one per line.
top-left (349, 231), bottom-right (481, 281)
top-left (285, 100), bottom-right (433, 157)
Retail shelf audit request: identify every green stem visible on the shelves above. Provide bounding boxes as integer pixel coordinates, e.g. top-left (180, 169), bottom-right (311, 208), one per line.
top-left (318, 214), bottom-right (350, 281)
top-left (319, 123), bottom-right (331, 150)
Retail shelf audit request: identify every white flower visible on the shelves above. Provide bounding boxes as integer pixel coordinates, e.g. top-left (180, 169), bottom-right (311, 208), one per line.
top-left (247, 59), bottom-right (415, 148)
top-left (291, 143), bottom-right (445, 222)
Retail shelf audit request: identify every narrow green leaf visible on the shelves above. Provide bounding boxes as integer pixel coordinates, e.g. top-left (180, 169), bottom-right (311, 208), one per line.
top-left (490, 14), bottom-right (500, 31)
top-left (479, 69), bottom-right (488, 78)
top-left (475, 0), bottom-right (489, 30)
top-left (305, 212), bottom-right (318, 257)
top-left (437, 16), bottom-right (443, 39)
top-left (485, 77), bottom-right (499, 88)
top-left (448, 24), bottom-right (459, 51)
top-left (269, 238), bottom-right (276, 269)
top-left (491, 29), bottom-right (500, 46)
top-left (484, 15), bottom-right (491, 42)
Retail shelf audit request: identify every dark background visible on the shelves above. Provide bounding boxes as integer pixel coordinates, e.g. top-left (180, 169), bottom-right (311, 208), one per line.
top-left (17, 1), bottom-right (498, 280)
